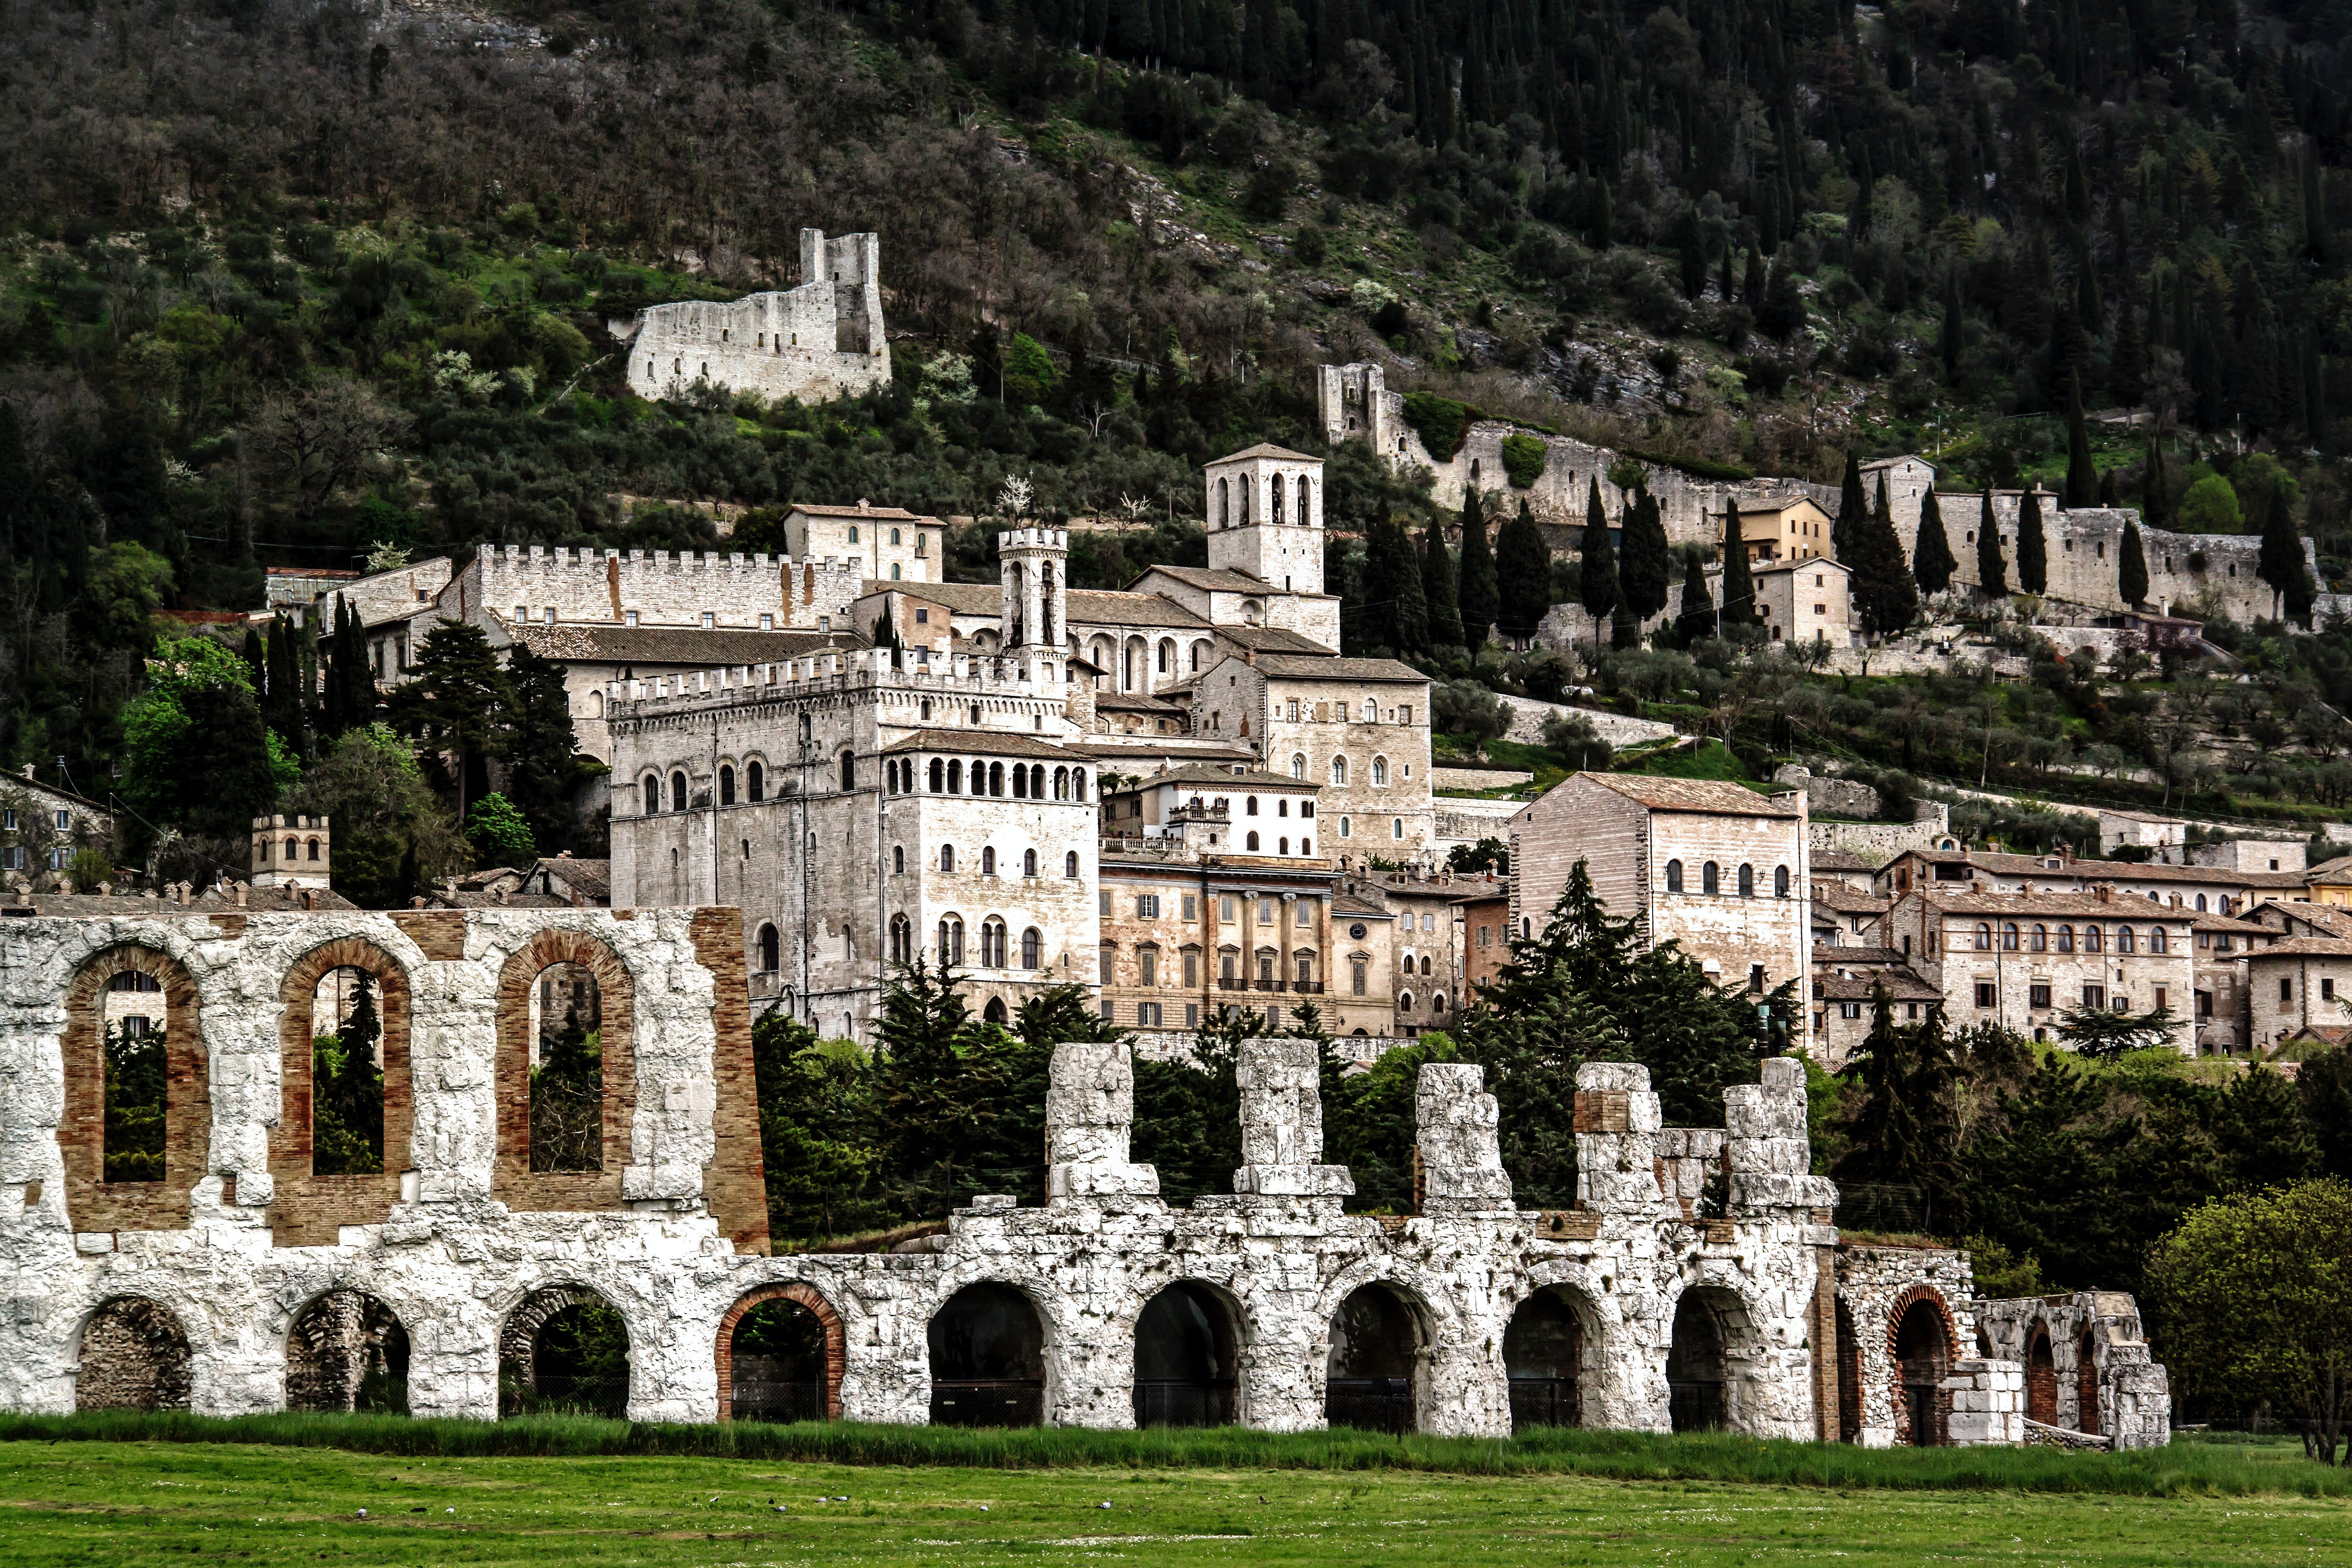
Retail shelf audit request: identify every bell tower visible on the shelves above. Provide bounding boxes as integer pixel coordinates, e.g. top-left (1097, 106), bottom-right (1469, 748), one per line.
top-left (998, 526), bottom-right (1068, 673)
top-left (1204, 445), bottom-right (1325, 595)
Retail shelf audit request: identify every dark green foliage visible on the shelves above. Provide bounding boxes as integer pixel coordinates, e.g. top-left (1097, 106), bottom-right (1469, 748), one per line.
top-left (1422, 521), bottom-right (1464, 647)
top-left (2299, 1050), bottom-right (2352, 1180)
top-left (1620, 448), bottom-right (1755, 484)
top-left (1618, 488), bottom-right (1671, 623)
top-left (501, 643), bottom-right (588, 855)
top-left (1386, 517), bottom-right (1429, 654)
top-left (1675, 551), bottom-right (1715, 642)
top-left (1133, 1007), bottom-right (1257, 1207)
top-left (530, 993), bottom-right (604, 1174)
top-left (2016, 488), bottom-right (2049, 595)
top-left (1400, 393), bottom-right (1475, 460)
top-left (1832, 451), bottom-right (1868, 565)
top-left (1497, 499), bottom-right (1555, 640)
top-left (464, 793), bottom-right (536, 869)
top-left (1718, 501), bottom-right (1756, 627)
top-left (1433, 678), bottom-right (1512, 757)
top-left (1851, 474), bottom-right (1920, 639)
top-left (1499, 433), bottom-right (1548, 488)
top-left (2054, 1001), bottom-right (2183, 1060)
top-left (388, 622), bottom-right (511, 821)
top-left (2256, 486), bottom-right (2314, 624)
top-left (2120, 517), bottom-right (2150, 607)
top-left (102, 1022), bottom-right (166, 1183)
top-left (2143, 437), bottom-right (2171, 527)
top-left (2065, 375), bottom-right (2099, 509)
top-left (1457, 487), bottom-right (1499, 646)
top-left (1975, 489), bottom-right (2008, 597)
top-left (1573, 480), bottom-right (1616, 637)
top-left (1911, 487), bottom-right (1956, 595)
top-left (1833, 989), bottom-right (1959, 1228)
top-left (313, 974), bottom-right (385, 1177)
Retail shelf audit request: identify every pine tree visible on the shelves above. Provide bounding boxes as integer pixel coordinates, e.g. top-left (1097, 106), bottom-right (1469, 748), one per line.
top-left (2064, 373), bottom-right (2099, 508)
top-left (2143, 434), bottom-right (2170, 526)
top-left (1498, 500), bottom-right (1557, 642)
top-left (1619, 488), bottom-right (1671, 623)
top-left (1852, 474), bottom-right (1920, 639)
top-left (2017, 486), bottom-right (2049, 594)
top-left (1911, 485), bottom-right (1957, 594)
top-left (1456, 485), bottom-right (1499, 646)
top-left (1675, 551), bottom-right (1715, 643)
top-left (1388, 517), bottom-right (1429, 653)
top-left (2112, 288), bottom-right (2147, 408)
top-left (1832, 986), bottom-right (1959, 1217)
top-left (1742, 246), bottom-right (1766, 307)
top-left (1976, 488), bottom-right (2008, 597)
top-left (1575, 479), bottom-right (1618, 642)
top-left (263, 613), bottom-right (309, 759)
top-left (1719, 500), bottom-right (1755, 627)
top-left (503, 642), bottom-right (583, 857)
top-left (2119, 517), bottom-right (2150, 607)
top-left (386, 621), bottom-right (513, 823)
top-left (1421, 519), bottom-right (1464, 647)
top-left (1832, 449), bottom-right (1867, 562)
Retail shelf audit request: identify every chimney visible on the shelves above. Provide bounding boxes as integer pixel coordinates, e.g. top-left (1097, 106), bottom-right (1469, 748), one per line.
top-left (1243, 647), bottom-right (1256, 666)
top-left (233, 882), bottom-right (247, 908)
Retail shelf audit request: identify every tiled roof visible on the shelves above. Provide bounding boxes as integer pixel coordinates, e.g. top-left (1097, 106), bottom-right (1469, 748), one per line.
top-left (1064, 589), bottom-right (1212, 628)
top-left (1753, 557), bottom-right (1847, 578)
top-left (1246, 654), bottom-right (1427, 683)
top-left (881, 727), bottom-right (1090, 762)
top-left (1332, 892), bottom-right (1392, 916)
top-left (867, 579), bottom-right (1001, 613)
top-left (1812, 849), bottom-right (1878, 871)
top-left (2239, 937), bottom-right (2352, 960)
top-left (1574, 773), bottom-right (1792, 816)
top-left (1916, 889), bottom-right (2197, 920)
top-left (1116, 763), bottom-right (1317, 790)
top-left (1129, 565), bottom-right (1273, 593)
top-left (1215, 625), bottom-right (1332, 654)
top-left (791, 501), bottom-right (931, 520)
top-left (2192, 913), bottom-right (2270, 935)
top-left (511, 623), bottom-right (860, 666)
top-left (1814, 884), bottom-right (1892, 912)
top-left (1212, 443), bottom-right (1322, 464)
top-left (1814, 970), bottom-right (1942, 1002)
top-left (2307, 855), bottom-right (2352, 883)
top-left (2099, 807), bottom-right (2188, 825)
top-left (1896, 847), bottom-right (2307, 889)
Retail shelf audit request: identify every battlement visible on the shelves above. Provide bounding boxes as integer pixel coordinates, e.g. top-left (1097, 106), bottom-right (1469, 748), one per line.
top-left (464, 544), bottom-right (866, 633)
top-left (997, 527), bottom-right (1070, 550)
top-left (604, 647), bottom-right (1069, 720)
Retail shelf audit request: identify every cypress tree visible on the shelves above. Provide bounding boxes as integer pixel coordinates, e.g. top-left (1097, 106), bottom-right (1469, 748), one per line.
top-left (2112, 288), bottom-right (2147, 407)
top-left (1619, 487), bottom-right (1671, 623)
top-left (1911, 485), bottom-right (1957, 594)
top-left (1499, 499), bottom-right (1558, 642)
top-left (1422, 519), bottom-right (1464, 647)
top-left (1675, 551), bottom-right (1715, 643)
top-left (1832, 449), bottom-right (1868, 562)
top-left (264, 613), bottom-right (306, 754)
top-left (2119, 517), bottom-right (2150, 607)
top-left (1853, 474), bottom-right (1920, 639)
top-left (2143, 434), bottom-right (2170, 526)
top-left (1719, 499), bottom-right (1755, 627)
top-left (2017, 486), bottom-right (2049, 594)
top-left (1457, 485), bottom-right (1500, 646)
top-left (1575, 479), bottom-right (1618, 642)
top-left (1976, 488), bottom-right (2008, 597)
top-left (2064, 373), bottom-right (2099, 508)
top-left (2256, 486), bottom-right (2313, 623)
top-left (1389, 517), bottom-right (1429, 653)
top-left (1743, 246), bottom-right (1766, 306)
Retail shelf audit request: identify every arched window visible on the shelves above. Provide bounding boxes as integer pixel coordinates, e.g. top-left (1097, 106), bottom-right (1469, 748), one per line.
top-left (930, 758), bottom-right (945, 792)
top-left (1737, 863), bottom-right (1755, 897)
top-left (981, 847), bottom-right (996, 876)
top-left (758, 923), bottom-right (781, 973)
top-left (2001, 922), bottom-right (2019, 951)
top-left (890, 914), bottom-right (913, 964)
top-left (1330, 756), bottom-right (1349, 785)
top-left (719, 765), bottom-right (736, 806)
top-left (936, 916), bottom-right (964, 965)
top-left (1362, 698), bottom-right (1377, 722)
top-left (2195, 893), bottom-right (2208, 912)
top-left (1065, 850), bottom-right (1079, 878)
top-left (748, 761), bottom-right (765, 801)
top-left (285, 836), bottom-right (298, 859)
top-left (1291, 753), bottom-right (1307, 780)
top-left (643, 774), bottom-right (660, 814)
top-left (1012, 765), bottom-right (1027, 800)
top-left (671, 771), bottom-right (689, 812)
top-left (1073, 773), bottom-right (1086, 802)
top-left (989, 762), bottom-right (1004, 796)
top-left (306, 838), bottom-right (320, 861)
top-left (1218, 476), bottom-right (1229, 527)
top-left (1973, 922), bottom-right (1992, 950)
top-left (1298, 473), bottom-right (1311, 521)
top-left (838, 751), bottom-right (855, 792)
top-left (1023, 848), bottom-right (1037, 877)
top-left (2031, 924), bottom-right (2048, 951)
top-left (2057, 925), bottom-right (2075, 952)
top-left (890, 527), bottom-right (901, 544)
top-left (1246, 796), bottom-right (1260, 816)
top-left (2085, 925), bottom-right (2104, 953)
top-left (1372, 756), bottom-right (1388, 785)
top-left (980, 918), bottom-right (1008, 968)
top-left (2150, 926), bottom-right (2168, 953)
top-left (1158, 640), bottom-right (1173, 673)
top-left (2220, 896), bottom-right (2236, 916)
top-left (939, 845), bottom-right (956, 873)
top-left (848, 525), bottom-right (859, 542)
top-left (893, 846), bottom-right (905, 874)
top-left (1703, 861), bottom-right (1720, 895)
top-left (1279, 837), bottom-right (1289, 854)
top-left (1247, 832), bottom-right (1261, 851)
top-left (947, 759), bottom-right (963, 793)
top-left (1774, 865), bottom-right (1790, 898)
top-left (1666, 859), bottom-right (1684, 892)
top-left (2117, 926), bottom-right (2136, 953)
top-left (1021, 927), bottom-right (1042, 969)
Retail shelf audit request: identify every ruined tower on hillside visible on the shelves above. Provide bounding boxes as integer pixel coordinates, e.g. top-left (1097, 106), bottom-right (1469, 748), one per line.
top-left (614, 230), bottom-right (890, 405)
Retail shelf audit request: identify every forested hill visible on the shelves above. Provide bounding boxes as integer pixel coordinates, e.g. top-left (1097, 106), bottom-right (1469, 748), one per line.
top-left (3, 0), bottom-right (2351, 783)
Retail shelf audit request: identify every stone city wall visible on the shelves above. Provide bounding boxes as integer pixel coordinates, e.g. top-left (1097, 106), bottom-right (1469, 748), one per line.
top-left (464, 544), bottom-right (866, 633)
top-left (619, 231), bottom-right (890, 406)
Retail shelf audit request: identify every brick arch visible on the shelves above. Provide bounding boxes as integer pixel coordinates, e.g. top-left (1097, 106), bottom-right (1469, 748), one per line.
top-left (75, 1294), bottom-right (194, 1412)
top-left (493, 929), bottom-right (637, 1212)
top-left (498, 1282), bottom-right (628, 1392)
top-left (61, 944), bottom-right (205, 1232)
top-left (1884, 1283), bottom-right (1960, 1446)
top-left (714, 1282), bottom-right (845, 1421)
top-left (270, 938), bottom-right (414, 1246)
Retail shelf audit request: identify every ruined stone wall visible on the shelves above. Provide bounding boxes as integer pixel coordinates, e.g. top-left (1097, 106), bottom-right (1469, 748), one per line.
top-left (1975, 1292), bottom-right (2171, 1450)
top-left (1833, 1244), bottom-right (1980, 1448)
top-left (621, 231), bottom-right (890, 406)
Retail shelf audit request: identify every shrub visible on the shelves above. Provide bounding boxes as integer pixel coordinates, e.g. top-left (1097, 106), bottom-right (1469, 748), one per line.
top-left (1623, 446), bottom-right (1754, 483)
top-left (1500, 433), bottom-right (1548, 489)
top-left (2178, 475), bottom-right (2242, 533)
top-left (1540, 711), bottom-right (1613, 769)
top-left (1402, 392), bottom-right (1477, 460)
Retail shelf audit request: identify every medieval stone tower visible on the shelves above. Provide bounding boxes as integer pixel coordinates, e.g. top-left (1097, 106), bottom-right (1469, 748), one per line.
top-left (250, 814), bottom-right (331, 890)
top-left (615, 229), bottom-right (890, 405)
top-left (1204, 444), bottom-right (1325, 595)
top-left (998, 526), bottom-right (1067, 665)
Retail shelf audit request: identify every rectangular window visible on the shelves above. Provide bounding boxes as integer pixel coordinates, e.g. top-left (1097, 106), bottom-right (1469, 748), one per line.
top-left (1182, 894), bottom-right (1198, 922)
top-left (1136, 894), bottom-right (1160, 918)
top-left (1183, 951), bottom-right (1199, 986)
top-left (1100, 889), bottom-right (1112, 916)
top-left (2327, 979), bottom-right (2339, 1001)
top-left (1221, 895), bottom-right (1236, 924)
top-left (625, 610), bottom-right (640, 626)
top-left (2029, 983), bottom-right (2052, 1010)
top-left (1399, 706), bottom-right (1413, 725)
top-left (54, 810), bottom-right (68, 831)
top-left (1184, 1003), bottom-right (1199, 1028)
top-left (1259, 897), bottom-right (1275, 925)
top-left (915, 607), bottom-right (929, 623)
top-left (1839, 1002), bottom-right (1861, 1019)
top-left (1297, 899), bottom-right (1315, 927)
top-left (1100, 1000), bottom-right (1116, 1022)
top-left (1477, 925), bottom-right (1490, 949)
top-left (1099, 947), bottom-right (1114, 983)
top-left (1137, 1002), bottom-right (1163, 1027)
top-left (2156, 985), bottom-right (2169, 1011)
top-left (2281, 978), bottom-right (2295, 1002)
top-left (1139, 950), bottom-right (1158, 987)
top-left (2083, 984), bottom-right (2106, 1009)
top-left (2198, 991), bottom-right (2213, 1017)
top-left (759, 613), bottom-right (774, 630)
top-left (1352, 960), bottom-right (1367, 997)
top-left (1975, 982), bottom-right (1997, 1008)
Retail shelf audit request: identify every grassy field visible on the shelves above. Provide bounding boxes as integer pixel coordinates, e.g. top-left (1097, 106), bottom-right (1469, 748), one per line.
top-left (2, 1433), bottom-right (2346, 1567)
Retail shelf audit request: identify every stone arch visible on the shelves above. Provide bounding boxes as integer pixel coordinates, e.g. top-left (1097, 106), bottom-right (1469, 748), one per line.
top-left (61, 943), bottom-right (205, 1233)
top-left (284, 1288), bottom-right (410, 1414)
top-left (1323, 1278), bottom-right (1430, 1433)
top-left (1131, 1279), bottom-right (1243, 1428)
top-left (492, 930), bottom-right (638, 1213)
top-left (498, 1281), bottom-right (635, 1418)
top-left (271, 937), bottom-right (415, 1247)
top-left (1663, 1275), bottom-right (1776, 1435)
top-left (1502, 1280), bottom-right (1604, 1431)
top-left (927, 1279), bottom-right (1051, 1426)
top-left (715, 1281), bottom-right (846, 1422)
top-left (1883, 1283), bottom-right (1960, 1446)
top-left (75, 1295), bottom-right (193, 1412)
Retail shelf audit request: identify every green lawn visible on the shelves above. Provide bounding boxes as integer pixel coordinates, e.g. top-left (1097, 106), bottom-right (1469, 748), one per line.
top-left (2, 1436), bottom-right (2345, 1567)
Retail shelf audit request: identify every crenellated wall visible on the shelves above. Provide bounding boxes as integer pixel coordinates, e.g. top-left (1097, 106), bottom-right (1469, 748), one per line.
top-left (619, 230), bottom-right (890, 406)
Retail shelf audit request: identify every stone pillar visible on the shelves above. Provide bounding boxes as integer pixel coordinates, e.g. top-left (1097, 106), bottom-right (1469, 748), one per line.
top-left (1943, 1358), bottom-right (2025, 1446)
top-left (1046, 1041), bottom-right (1160, 1202)
top-left (1724, 1058), bottom-right (1838, 1217)
top-left (1571, 1062), bottom-right (1668, 1216)
top-left (1232, 1040), bottom-right (1352, 1198)
top-left (1414, 1063), bottom-right (1514, 1215)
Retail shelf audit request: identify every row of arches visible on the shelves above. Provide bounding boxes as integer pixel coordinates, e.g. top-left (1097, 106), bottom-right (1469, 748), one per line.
top-left (1288, 751), bottom-right (1391, 786)
top-left (904, 913), bottom-right (1043, 970)
top-left (910, 757), bottom-right (1085, 801)
top-left (1664, 859), bottom-right (1791, 898)
top-left (1214, 471), bottom-right (1316, 529)
top-left (1971, 921), bottom-right (2169, 954)
top-left (63, 1277), bottom-right (1736, 1434)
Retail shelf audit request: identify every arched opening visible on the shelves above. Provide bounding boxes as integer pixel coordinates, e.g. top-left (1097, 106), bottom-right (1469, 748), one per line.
top-left (500, 1286), bottom-right (631, 1419)
top-left (76, 1297), bottom-right (192, 1412)
top-left (983, 996), bottom-right (1009, 1025)
top-left (309, 967), bottom-right (385, 1176)
top-left (531, 963), bottom-right (604, 1173)
top-left (286, 1290), bottom-right (409, 1414)
top-left (1835, 1298), bottom-right (1863, 1442)
top-left (758, 924), bottom-right (782, 974)
top-left (66, 947), bottom-right (202, 1232)
top-left (2076, 1332), bottom-right (2100, 1435)
top-left (495, 933), bottom-right (636, 1212)
top-left (1503, 1286), bottom-right (1589, 1430)
top-left (1324, 1284), bottom-right (1419, 1433)
top-left (1894, 1297), bottom-right (1953, 1446)
top-left (1132, 1282), bottom-right (1238, 1427)
top-left (720, 1286), bottom-right (841, 1424)
top-left (928, 1283), bottom-right (1045, 1426)
top-left (2025, 1324), bottom-right (2058, 1425)
top-left (271, 940), bottom-right (415, 1244)
top-left (1666, 1290), bottom-right (1731, 1432)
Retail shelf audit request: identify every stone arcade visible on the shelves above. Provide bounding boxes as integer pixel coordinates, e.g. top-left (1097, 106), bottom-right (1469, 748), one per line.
top-left (0, 908), bottom-right (2164, 1444)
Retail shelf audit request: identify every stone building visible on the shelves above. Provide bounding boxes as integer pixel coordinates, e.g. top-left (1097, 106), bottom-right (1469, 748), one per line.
top-left (0, 909), bottom-right (2164, 1448)
top-left (1190, 654), bottom-right (1436, 857)
top-left (0, 767), bottom-right (114, 885)
top-left (614, 230), bottom-right (890, 405)
top-left (1455, 881), bottom-right (1513, 1000)
top-left (1510, 773), bottom-right (1814, 1058)
top-left (1348, 868), bottom-right (1471, 1037)
top-left (1810, 948), bottom-right (1941, 1072)
top-left (1974, 1293), bottom-right (2172, 1449)
top-left (776, 501), bottom-right (941, 587)
top-left (2237, 936), bottom-right (2352, 1052)
top-left (1870, 845), bottom-right (2307, 917)
top-left (1754, 558), bottom-right (1854, 647)
top-left (1881, 887), bottom-right (2196, 1048)
top-left (1736, 496), bottom-right (1834, 564)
